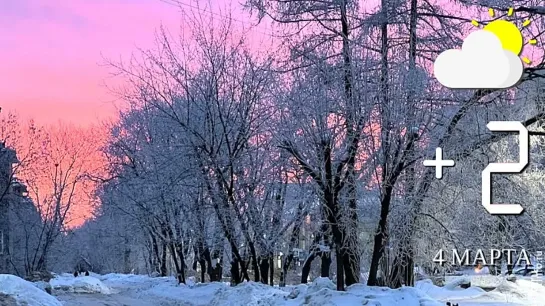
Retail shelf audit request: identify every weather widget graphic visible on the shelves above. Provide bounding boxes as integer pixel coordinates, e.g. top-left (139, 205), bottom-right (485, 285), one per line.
top-left (434, 8), bottom-right (536, 89)
top-left (427, 8), bottom-right (541, 215)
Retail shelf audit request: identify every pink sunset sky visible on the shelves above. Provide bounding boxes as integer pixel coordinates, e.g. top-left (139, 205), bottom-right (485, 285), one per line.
top-left (2, 0), bottom-right (541, 127)
top-left (1, 0), bottom-right (266, 126)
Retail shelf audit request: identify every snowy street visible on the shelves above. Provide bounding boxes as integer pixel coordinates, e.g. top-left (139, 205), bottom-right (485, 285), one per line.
top-left (53, 277), bottom-right (163, 306)
top-left (56, 293), bottom-right (156, 306)
top-left (54, 274), bottom-right (189, 306)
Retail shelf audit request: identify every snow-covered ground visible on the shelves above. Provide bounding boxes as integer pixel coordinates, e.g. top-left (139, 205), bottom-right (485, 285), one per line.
top-left (59, 274), bottom-right (441, 306)
top-left (51, 273), bottom-right (111, 294)
top-left (418, 276), bottom-right (545, 305)
top-left (0, 274), bottom-right (62, 306)
top-left (2, 272), bottom-right (545, 305)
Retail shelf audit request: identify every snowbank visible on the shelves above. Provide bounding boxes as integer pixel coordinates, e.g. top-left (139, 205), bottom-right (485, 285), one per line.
top-left (134, 276), bottom-right (440, 306)
top-left (140, 280), bottom-right (226, 305)
top-left (99, 273), bottom-right (158, 284)
top-left (204, 282), bottom-right (284, 306)
top-left (445, 274), bottom-right (507, 289)
top-left (417, 277), bottom-right (545, 305)
top-left (417, 279), bottom-right (487, 300)
top-left (50, 275), bottom-right (111, 294)
top-left (70, 273), bottom-right (545, 305)
top-left (0, 274), bottom-right (62, 306)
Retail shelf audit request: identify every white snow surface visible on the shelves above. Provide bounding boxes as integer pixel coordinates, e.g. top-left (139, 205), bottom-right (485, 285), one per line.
top-left (50, 273), bottom-right (545, 306)
top-left (0, 274), bottom-right (62, 306)
top-left (417, 277), bottom-right (545, 305)
top-left (50, 274), bottom-right (111, 294)
top-left (93, 274), bottom-right (440, 306)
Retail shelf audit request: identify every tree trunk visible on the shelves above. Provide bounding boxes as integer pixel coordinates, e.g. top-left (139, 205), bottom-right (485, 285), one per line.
top-left (175, 243), bottom-right (186, 284)
top-left (368, 185), bottom-right (394, 286)
top-left (123, 236), bottom-right (131, 274)
top-left (194, 239), bottom-right (206, 283)
top-left (342, 249), bottom-right (359, 287)
top-left (404, 251), bottom-right (415, 286)
top-left (205, 248), bottom-right (217, 282)
top-left (389, 251), bottom-right (403, 288)
top-left (36, 253), bottom-right (48, 273)
top-left (150, 234), bottom-right (161, 274)
top-left (226, 238), bottom-right (249, 282)
top-left (339, 0), bottom-right (360, 289)
top-left (208, 248), bottom-right (223, 282)
top-left (249, 244), bottom-right (260, 282)
top-left (200, 259), bottom-right (206, 283)
top-left (170, 243), bottom-right (181, 279)
top-left (280, 253), bottom-right (294, 287)
top-left (160, 242), bottom-right (168, 277)
top-left (269, 256), bottom-right (274, 286)
top-left (301, 252), bottom-right (317, 283)
top-left (397, 0), bottom-right (419, 287)
top-left (259, 257), bottom-right (269, 284)
top-left (213, 262), bottom-right (223, 282)
top-left (321, 251), bottom-right (331, 278)
top-left (204, 168), bottom-right (249, 283)
top-left (335, 249), bottom-right (344, 290)
top-left (230, 258), bottom-right (241, 285)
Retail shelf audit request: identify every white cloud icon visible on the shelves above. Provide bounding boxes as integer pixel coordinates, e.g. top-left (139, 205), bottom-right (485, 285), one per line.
top-left (433, 30), bottom-right (523, 89)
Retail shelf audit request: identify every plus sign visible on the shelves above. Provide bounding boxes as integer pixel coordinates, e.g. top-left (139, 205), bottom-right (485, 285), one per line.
top-left (423, 147), bottom-right (455, 179)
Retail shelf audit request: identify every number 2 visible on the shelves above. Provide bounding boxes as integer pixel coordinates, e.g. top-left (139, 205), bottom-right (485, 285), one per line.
top-left (482, 121), bottom-right (528, 214)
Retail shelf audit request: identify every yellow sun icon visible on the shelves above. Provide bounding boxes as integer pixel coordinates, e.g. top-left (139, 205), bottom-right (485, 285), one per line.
top-left (484, 20), bottom-right (522, 55)
top-left (471, 8), bottom-right (537, 64)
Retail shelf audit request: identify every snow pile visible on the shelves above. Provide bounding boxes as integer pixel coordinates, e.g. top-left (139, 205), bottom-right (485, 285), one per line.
top-left (340, 284), bottom-right (441, 306)
top-left (99, 273), bottom-right (137, 281)
top-left (417, 279), bottom-right (487, 300)
top-left (469, 275), bottom-right (507, 288)
top-left (0, 274), bottom-right (62, 306)
top-left (136, 276), bottom-right (440, 306)
top-left (100, 273), bottom-right (189, 295)
top-left (417, 277), bottom-right (545, 305)
top-left (99, 273), bottom-right (159, 285)
top-left (33, 280), bottom-right (53, 294)
top-left (443, 276), bottom-right (472, 290)
top-left (186, 276), bottom-right (196, 288)
top-left (140, 279), bottom-right (226, 305)
top-left (209, 282), bottom-right (287, 306)
top-left (445, 274), bottom-right (506, 289)
top-left (306, 276), bottom-right (336, 293)
top-left (491, 278), bottom-right (545, 302)
top-left (50, 275), bottom-right (111, 294)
